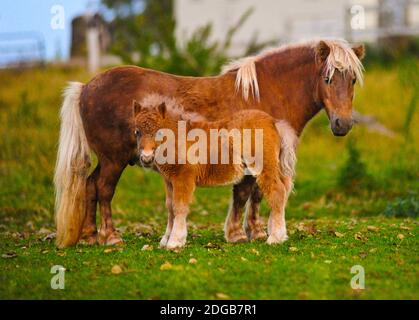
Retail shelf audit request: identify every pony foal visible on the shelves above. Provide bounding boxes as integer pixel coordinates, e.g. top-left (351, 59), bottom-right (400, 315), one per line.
top-left (132, 97), bottom-right (298, 249)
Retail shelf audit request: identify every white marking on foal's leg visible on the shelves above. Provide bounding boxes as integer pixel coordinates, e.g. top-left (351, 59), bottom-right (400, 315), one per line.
top-left (160, 205), bottom-right (174, 248)
top-left (166, 204), bottom-right (189, 249)
top-left (160, 180), bottom-right (174, 248)
top-left (267, 220), bottom-right (288, 244)
top-left (159, 217), bottom-right (173, 248)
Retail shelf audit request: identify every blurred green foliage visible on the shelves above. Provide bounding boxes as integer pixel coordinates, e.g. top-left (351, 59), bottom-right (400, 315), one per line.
top-left (337, 139), bottom-right (373, 193)
top-left (397, 57), bottom-right (419, 140)
top-left (384, 193), bottom-right (418, 218)
top-left (14, 91), bottom-right (42, 127)
top-left (101, 0), bottom-right (273, 75)
top-left (363, 36), bottom-right (419, 68)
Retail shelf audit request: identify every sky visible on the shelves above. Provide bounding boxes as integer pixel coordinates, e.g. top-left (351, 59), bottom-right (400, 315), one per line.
top-left (0, 0), bottom-right (101, 63)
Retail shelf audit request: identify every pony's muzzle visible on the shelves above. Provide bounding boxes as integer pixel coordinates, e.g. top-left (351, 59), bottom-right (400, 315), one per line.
top-left (140, 150), bottom-right (154, 167)
top-left (331, 116), bottom-right (353, 136)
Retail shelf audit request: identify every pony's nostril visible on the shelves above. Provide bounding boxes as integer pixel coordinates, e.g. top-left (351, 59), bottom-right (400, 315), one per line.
top-left (335, 118), bottom-right (341, 129)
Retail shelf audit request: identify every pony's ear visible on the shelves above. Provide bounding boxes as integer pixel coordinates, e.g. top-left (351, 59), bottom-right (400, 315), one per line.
top-left (133, 100), bottom-right (142, 116)
top-left (158, 102), bottom-right (166, 118)
top-left (352, 44), bottom-right (365, 60)
top-left (316, 41), bottom-right (330, 62)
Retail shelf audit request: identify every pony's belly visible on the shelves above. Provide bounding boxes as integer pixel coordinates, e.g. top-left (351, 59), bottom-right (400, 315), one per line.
top-left (196, 164), bottom-right (245, 187)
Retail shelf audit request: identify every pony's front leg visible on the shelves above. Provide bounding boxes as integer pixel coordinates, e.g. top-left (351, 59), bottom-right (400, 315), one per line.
top-left (165, 177), bottom-right (194, 250)
top-left (159, 180), bottom-right (174, 248)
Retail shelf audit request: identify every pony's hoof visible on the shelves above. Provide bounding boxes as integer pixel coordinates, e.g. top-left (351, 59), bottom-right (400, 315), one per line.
top-left (166, 238), bottom-right (186, 250)
top-left (225, 229), bottom-right (248, 243)
top-left (107, 234), bottom-right (124, 246)
top-left (80, 233), bottom-right (98, 245)
top-left (98, 231), bottom-right (124, 246)
top-left (267, 233), bottom-right (288, 245)
top-left (159, 235), bottom-right (169, 248)
top-left (249, 228), bottom-right (268, 241)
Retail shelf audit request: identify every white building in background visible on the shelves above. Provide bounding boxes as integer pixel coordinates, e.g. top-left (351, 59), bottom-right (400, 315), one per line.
top-left (174, 0), bottom-right (419, 54)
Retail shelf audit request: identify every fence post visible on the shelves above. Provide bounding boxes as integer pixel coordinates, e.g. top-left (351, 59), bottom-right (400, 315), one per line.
top-left (86, 15), bottom-right (100, 74)
top-left (344, 5), bottom-right (353, 43)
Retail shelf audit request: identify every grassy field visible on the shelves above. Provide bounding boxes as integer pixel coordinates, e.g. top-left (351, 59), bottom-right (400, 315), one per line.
top-left (0, 62), bottom-right (418, 299)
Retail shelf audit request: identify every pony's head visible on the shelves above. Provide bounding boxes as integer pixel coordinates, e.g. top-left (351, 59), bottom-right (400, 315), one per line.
top-left (132, 100), bottom-right (167, 168)
top-left (314, 40), bottom-right (365, 136)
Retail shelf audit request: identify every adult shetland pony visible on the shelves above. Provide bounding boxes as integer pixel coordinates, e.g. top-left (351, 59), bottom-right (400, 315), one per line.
top-left (54, 39), bottom-right (364, 248)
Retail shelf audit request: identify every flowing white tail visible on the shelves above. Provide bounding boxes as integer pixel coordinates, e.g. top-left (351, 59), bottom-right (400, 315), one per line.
top-left (54, 82), bottom-right (91, 248)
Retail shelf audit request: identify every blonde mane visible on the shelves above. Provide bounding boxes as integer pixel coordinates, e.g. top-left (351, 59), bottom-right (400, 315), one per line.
top-left (221, 56), bottom-right (260, 102)
top-left (221, 39), bottom-right (364, 101)
top-left (320, 39), bottom-right (364, 86)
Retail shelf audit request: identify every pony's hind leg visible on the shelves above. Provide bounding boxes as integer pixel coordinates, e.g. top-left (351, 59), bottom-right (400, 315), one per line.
top-left (81, 164), bottom-right (100, 245)
top-left (244, 185), bottom-right (268, 241)
top-left (159, 179), bottom-right (174, 248)
top-left (257, 172), bottom-right (288, 245)
top-left (224, 176), bottom-right (254, 243)
top-left (96, 160), bottom-right (126, 246)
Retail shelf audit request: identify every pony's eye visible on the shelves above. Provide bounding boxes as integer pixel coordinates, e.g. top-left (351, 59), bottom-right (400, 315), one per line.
top-left (325, 77), bottom-right (332, 85)
top-left (134, 129), bottom-right (140, 137)
top-left (352, 78), bottom-right (356, 85)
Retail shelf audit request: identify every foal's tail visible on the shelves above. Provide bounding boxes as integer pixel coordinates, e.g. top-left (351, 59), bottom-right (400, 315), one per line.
top-left (275, 120), bottom-right (298, 179)
top-left (54, 82), bottom-right (91, 248)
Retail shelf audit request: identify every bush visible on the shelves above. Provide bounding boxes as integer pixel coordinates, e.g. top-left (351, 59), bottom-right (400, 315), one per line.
top-left (363, 36), bottom-right (419, 68)
top-left (102, 0), bottom-right (273, 75)
top-left (384, 194), bottom-right (418, 218)
top-left (337, 139), bottom-right (373, 193)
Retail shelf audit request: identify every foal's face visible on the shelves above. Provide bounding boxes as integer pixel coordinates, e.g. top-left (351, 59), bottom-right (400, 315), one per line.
top-left (315, 42), bottom-right (365, 137)
top-left (133, 101), bottom-right (166, 168)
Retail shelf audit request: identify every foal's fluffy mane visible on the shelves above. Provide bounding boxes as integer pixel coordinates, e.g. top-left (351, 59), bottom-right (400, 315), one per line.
top-left (139, 93), bottom-right (206, 122)
top-left (221, 38), bottom-right (364, 101)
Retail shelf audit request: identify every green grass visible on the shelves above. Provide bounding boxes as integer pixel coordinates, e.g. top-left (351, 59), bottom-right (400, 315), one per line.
top-left (0, 63), bottom-right (418, 299)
